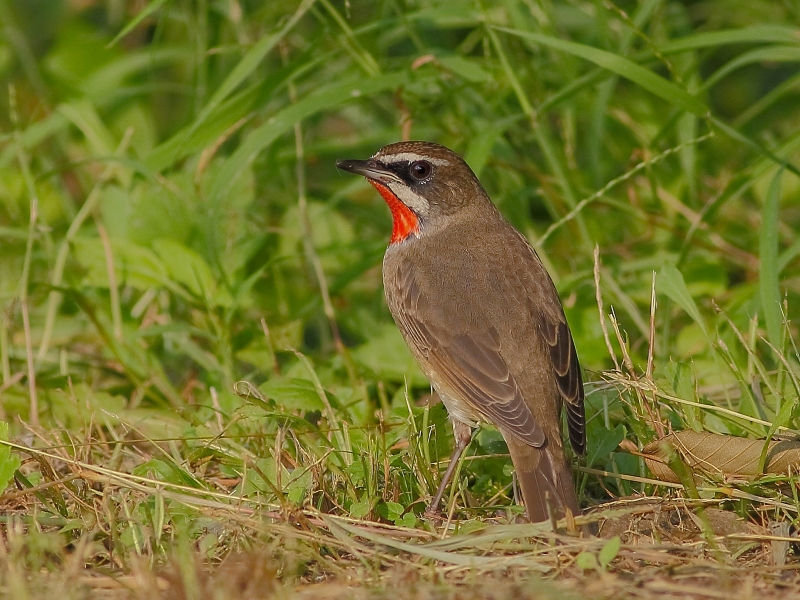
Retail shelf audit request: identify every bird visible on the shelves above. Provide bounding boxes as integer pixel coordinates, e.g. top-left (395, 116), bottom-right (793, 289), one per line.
top-left (336, 141), bottom-right (585, 523)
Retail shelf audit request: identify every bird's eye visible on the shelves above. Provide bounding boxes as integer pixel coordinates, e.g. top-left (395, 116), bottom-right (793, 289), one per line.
top-left (409, 160), bottom-right (433, 181)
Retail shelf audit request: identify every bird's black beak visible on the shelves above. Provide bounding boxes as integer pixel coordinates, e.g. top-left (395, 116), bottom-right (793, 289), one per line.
top-left (336, 159), bottom-right (401, 185)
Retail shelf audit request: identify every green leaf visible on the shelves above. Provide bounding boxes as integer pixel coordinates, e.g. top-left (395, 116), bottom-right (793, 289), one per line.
top-left (259, 378), bottom-right (325, 412)
top-left (438, 55), bottom-right (491, 83)
top-left (349, 497), bottom-right (373, 519)
top-left (395, 512), bottom-right (417, 528)
top-left (598, 536), bottom-right (621, 569)
top-left (760, 168), bottom-right (783, 350)
top-left (351, 324), bottom-right (428, 386)
top-left (72, 236), bottom-right (177, 294)
top-left (378, 501), bottom-right (405, 521)
top-left (58, 101), bottom-right (117, 158)
top-left (133, 457), bottom-right (205, 489)
top-left (496, 27), bottom-right (707, 115)
top-left (0, 423), bottom-right (21, 493)
top-left (575, 551), bottom-right (599, 571)
top-left (286, 468), bottom-right (313, 505)
top-left (658, 263), bottom-right (711, 343)
top-left (667, 362), bottom-right (702, 432)
top-left (586, 423), bottom-right (626, 468)
top-left (152, 239), bottom-right (233, 306)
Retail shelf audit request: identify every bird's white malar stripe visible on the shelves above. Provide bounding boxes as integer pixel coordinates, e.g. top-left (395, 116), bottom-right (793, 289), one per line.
top-left (390, 184), bottom-right (431, 213)
top-left (373, 152), bottom-right (451, 167)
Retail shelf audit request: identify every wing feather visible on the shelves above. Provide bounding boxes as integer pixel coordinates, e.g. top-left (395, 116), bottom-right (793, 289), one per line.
top-left (537, 302), bottom-right (585, 455)
top-left (392, 264), bottom-right (546, 448)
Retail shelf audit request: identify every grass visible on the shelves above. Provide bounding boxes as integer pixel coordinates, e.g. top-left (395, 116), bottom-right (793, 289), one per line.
top-left (1, 0), bottom-right (800, 597)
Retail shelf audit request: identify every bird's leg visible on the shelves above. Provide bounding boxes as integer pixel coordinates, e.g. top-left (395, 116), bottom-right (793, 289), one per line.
top-left (425, 421), bottom-right (473, 518)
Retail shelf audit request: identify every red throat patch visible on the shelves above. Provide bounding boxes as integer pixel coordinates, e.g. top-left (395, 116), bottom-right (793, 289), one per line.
top-left (368, 180), bottom-right (420, 244)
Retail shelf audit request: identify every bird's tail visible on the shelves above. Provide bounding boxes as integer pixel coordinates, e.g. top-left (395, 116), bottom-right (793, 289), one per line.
top-left (506, 437), bottom-right (579, 523)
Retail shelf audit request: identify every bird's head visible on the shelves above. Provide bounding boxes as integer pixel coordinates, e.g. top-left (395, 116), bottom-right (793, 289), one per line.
top-left (336, 141), bottom-right (488, 244)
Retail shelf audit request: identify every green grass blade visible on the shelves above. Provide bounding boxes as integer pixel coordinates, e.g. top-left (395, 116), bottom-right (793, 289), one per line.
top-left (206, 71), bottom-right (406, 204)
top-left (734, 71), bottom-right (800, 128)
top-left (181, 0), bottom-right (318, 146)
top-left (496, 26), bottom-right (707, 115)
top-left (107, 0), bottom-right (167, 48)
top-left (699, 46), bottom-right (800, 93)
top-left (710, 116), bottom-right (800, 178)
top-left (658, 25), bottom-right (800, 54)
top-left (760, 168), bottom-right (783, 350)
top-left (757, 395), bottom-right (797, 474)
top-left (464, 116), bottom-right (521, 177)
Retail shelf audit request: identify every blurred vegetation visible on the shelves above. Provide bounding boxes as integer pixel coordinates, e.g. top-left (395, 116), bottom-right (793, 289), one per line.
top-left (1, 0), bottom-right (800, 596)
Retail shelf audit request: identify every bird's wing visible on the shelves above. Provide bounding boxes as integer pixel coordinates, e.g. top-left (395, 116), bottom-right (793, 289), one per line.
top-left (392, 263), bottom-right (546, 448)
top-left (537, 311), bottom-right (585, 456)
top-left (510, 229), bottom-right (585, 456)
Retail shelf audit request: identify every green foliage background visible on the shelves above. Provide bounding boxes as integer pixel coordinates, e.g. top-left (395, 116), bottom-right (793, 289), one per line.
top-left (1, 0), bottom-right (800, 588)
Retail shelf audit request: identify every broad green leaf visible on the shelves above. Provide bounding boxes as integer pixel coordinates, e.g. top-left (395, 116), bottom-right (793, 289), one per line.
top-left (598, 536), bottom-right (621, 569)
top-left (349, 497), bottom-right (373, 519)
top-left (286, 468), bottom-right (313, 504)
top-left (167, 334), bottom-right (224, 375)
top-left (575, 551), bottom-right (599, 571)
top-left (259, 378), bottom-right (325, 412)
top-left (152, 239), bottom-right (215, 298)
top-left (72, 236), bottom-right (174, 292)
top-left (279, 202), bottom-right (356, 272)
top-left (586, 423), bottom-right (626, 468)
top-left (377, 501), bottom-right (405, 521)
top-left (58, 101), bottom-right (117, 158)
top-left (658, 263), bottom-right (711, 343)
top-left (0, 422), bottom-right (21, 493)
top-left (395, 512), bottom-right (417, 528)
top-left (438, 55), bottom-right (491, 83)
top-left (352, 324), bottom-right (427, 386)
top-left (133, 457), bottom-right (206, 489)
top-left (760, 168), bottom-right (783, 350)
top-left (666, 362), bottom-right (702, 432)
top-left (496, 27), bottom-right (707, 115)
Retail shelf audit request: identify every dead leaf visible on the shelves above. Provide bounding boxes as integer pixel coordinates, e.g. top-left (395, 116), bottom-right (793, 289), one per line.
top-left (640, 431), bottom-right (800, 483)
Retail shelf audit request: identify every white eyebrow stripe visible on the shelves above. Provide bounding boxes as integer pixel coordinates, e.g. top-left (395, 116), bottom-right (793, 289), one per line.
top-left (373, 152), bottom-right (451, 166)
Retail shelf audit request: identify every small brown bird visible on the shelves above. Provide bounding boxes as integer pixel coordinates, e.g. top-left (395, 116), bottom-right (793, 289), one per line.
top-left (337, 141), bottom-right (585, 523)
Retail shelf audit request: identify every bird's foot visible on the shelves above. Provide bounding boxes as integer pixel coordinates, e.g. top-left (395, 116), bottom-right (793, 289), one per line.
top-left (423, 506), bottom-right (446, 522)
